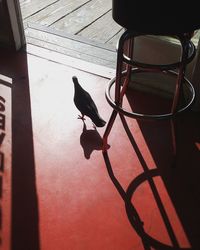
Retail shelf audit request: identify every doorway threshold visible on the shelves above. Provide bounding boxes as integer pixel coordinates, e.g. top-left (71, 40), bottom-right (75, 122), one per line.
top-left (24, 23), bottom-right (117, 71)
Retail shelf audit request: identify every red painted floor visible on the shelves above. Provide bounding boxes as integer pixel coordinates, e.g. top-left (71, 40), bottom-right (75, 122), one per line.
top-left (0, 47), bottom-right (200, 250)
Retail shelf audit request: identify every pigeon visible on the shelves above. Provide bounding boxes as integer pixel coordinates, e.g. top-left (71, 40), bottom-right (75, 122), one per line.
top-left (72, 76), bottom-right (106, 127)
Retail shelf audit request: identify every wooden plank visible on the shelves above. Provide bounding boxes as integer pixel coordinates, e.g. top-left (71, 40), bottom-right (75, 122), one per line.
top-left (19, 0), bottom-right (29, 6)
top-left (78, 10), bottom-right (122, 43)
top-left (20, 0), bottom-right (57, 19)
top-left (25, 27), bottom-right (115, 61)
top-left (51, 0), bottom-right (111, 34)
top-left (25, 0), bottom-right (90, 27)
top-left (26, 36), bottom-right (115, 68)
top-left (27, 22), bottom-right (115, 51)
top-left (106, 28), bottom-right (124, 47)
top-left (26, 44), bottom-right (116, 79)
top-left (25, 27), bottom-right (116, 68)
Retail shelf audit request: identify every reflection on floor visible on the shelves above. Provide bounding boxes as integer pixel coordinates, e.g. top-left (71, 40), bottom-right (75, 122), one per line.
top-left (0, 46), bottom-right (200, 250)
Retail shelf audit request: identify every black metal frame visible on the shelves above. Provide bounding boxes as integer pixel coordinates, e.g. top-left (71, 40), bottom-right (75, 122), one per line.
top-left (102, 30), bottom-right (196, 162)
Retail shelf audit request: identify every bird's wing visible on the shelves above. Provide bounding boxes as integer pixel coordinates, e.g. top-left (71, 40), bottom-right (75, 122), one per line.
top-left (82, 91), bottom-right (99, 114)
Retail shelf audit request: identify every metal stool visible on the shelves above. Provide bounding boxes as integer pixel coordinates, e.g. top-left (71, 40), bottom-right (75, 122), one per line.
top-left (102, 2), bottom-right (199, 164)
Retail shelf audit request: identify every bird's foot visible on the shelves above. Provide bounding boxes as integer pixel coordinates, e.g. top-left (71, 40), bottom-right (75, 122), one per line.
top-left (78, 115), bottom-right (86, 121)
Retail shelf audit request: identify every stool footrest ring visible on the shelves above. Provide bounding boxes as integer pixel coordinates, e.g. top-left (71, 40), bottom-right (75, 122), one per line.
top-left (105, 69), bottom-right (195, 121)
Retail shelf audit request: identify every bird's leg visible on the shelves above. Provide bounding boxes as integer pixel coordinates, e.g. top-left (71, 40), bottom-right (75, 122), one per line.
top-left (92, 123), bottom-right (97, 129)
top-left (82, 120), bottom-right (87, 132)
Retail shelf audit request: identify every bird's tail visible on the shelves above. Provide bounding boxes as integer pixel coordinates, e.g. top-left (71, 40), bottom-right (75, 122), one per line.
top-left (92, 115), bottom-right (106, 127)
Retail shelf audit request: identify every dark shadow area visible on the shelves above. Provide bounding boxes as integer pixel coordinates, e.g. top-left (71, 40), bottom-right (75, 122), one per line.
top-left (0, 175), bottom-right (2, 244)
top-left (0, 47), bottom-right (40, 250)
top-left (102, 87), bottom-right (200, 249)
top-left (103, 112), bottom-right (200, 249)
top-left (123, 88), bottom-right (199, 249)
top-left (0, 92), bottom-right (6, 246)
top-left (80, 122), bottom-right (105, 159)
top-left (103, 151), bottom-right (152, 250)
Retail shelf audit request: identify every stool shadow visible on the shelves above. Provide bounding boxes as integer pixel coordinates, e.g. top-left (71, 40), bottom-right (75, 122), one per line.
top-left (126, 88), bottom-right (200, 249)
top-left (103, 112), bottom-right (199, 249)
top-left (103, 151), bottom-right (151, 250)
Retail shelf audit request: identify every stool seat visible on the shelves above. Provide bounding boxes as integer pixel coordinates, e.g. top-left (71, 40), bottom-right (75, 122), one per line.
top-left (113, 0), bottom-right (200, 35)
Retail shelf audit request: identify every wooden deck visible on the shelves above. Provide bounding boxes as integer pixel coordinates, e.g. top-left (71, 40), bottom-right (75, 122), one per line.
top-left (20, 0), bottom-right (122, 68)
top-left (19, 0), bottom-right (123, 67)
top-left (19, 0), bottom-right (200, 68)
top-left (20, 0), bottom-right (123, 47)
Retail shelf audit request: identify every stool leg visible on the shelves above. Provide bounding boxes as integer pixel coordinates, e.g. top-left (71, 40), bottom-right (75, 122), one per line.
top-left (120, 38), bottom-right (134, 102)
top-left (103, 33), bottom-right (130, 151)
top-left (102, 110), bottom-right (118, 151)
top-left (170, 36), bottom-right (189, 166)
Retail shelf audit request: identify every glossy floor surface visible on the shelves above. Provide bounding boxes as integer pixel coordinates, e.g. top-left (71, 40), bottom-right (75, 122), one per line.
top-left (0, 46), bottom-right (200, 250)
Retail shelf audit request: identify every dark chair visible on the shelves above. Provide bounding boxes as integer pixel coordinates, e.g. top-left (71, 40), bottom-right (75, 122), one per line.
top-left (103, 1), bottom-right (200, 164)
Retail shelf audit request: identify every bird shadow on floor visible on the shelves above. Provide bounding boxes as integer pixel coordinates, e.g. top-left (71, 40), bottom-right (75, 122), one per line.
top-left (80, 121), bottom-right (107, 159)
